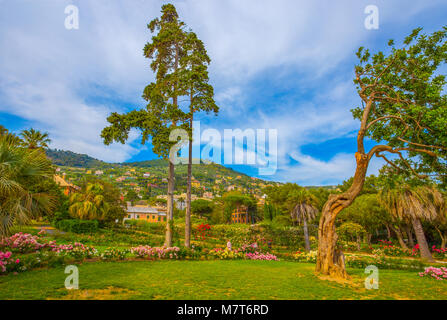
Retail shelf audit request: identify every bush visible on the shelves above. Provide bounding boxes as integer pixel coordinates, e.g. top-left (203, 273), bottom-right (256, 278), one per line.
top-left (55, 219), bottom-right (99, 234)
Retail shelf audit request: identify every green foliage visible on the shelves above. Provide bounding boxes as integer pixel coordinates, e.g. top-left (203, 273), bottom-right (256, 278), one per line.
top-left (191, 199), bottom-right (214, 219)
top-left (353, 27), bottom-right (447, 181)
top-left (338, 193), bottom-right (390, 235)
top-left (55, 219), bottom-right (99, 234)
top-left (337, 222), bottom-right (367, 242)
top-left (20, 128), bottom-right (51, 150)
top-left (0, 135), bottom-right (56, 236)
top-left (46, 149), bottom-right (105, 168)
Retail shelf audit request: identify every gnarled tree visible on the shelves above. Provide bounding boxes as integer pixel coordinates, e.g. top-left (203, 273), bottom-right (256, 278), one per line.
top-left (316, 27), bottom-right (447, 279)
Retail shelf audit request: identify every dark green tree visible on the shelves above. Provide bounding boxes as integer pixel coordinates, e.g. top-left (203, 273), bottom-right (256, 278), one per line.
top-left (181, 31), bottom-right (218, 247)
top-left (101, 4), bottom-right (188, 246)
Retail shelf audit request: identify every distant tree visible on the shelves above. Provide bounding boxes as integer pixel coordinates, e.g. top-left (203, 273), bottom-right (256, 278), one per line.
top-left (125, 189), bottom-right (140, 205)
top-left (379, 183), bottom-right (443, 262)
top-left (288, 188), bottom-right (319, 252)
top-left (69, 183), bottom-right (110, 221)
top-left (191, 199), bottom-right (214, 219)
top-left (20, 128), bottom-right (51, 149)
top-left (317, 27), bottom-right (447, 279)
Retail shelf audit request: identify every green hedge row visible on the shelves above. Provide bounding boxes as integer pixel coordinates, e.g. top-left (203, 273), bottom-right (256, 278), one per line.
top-left (55, 219), bottom-right (99, 234)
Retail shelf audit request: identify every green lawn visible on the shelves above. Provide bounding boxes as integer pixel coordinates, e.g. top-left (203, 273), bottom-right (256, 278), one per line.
top-left (0, 260), bottom-right (445, 300)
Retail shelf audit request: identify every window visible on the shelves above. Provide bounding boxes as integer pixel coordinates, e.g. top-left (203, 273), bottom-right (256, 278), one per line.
top-left (128, 215), bottom-right (131, 218)
top-left (137, 215), bottom-right (140, 219)
top-left (158, 216), bottom-right (161, 222)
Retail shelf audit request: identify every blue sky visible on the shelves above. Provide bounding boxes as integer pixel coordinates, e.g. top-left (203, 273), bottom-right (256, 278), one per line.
top-left (1, 0), bottom-right (446, 185)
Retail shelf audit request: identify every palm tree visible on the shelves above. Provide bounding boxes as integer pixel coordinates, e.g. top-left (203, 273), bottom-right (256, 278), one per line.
top-left (379, 185), bottom-right (443, 262)
top-left (20, 128), bottom-right (51, 149)
top-left (289, 189), bottom-right (319, 252)
top-left (0, 125), bottom-right (7, 136)
top-left (69, 183), bottom-right (110, 220)
top-left (0, 135), bottom-right (55, 236)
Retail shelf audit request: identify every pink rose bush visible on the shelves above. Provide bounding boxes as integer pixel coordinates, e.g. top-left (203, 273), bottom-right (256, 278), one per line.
top-left (51, 242), bottom-right (97, 259)
top-left (131, 246), bottom-right (180, 259)
top-left (0, 232), bottom-right (47, 253)
top-left (0, 251), bottom-right (21, 273)
top-left (245, 252), bottom-right (278, 261)
top-left (418, 266), bottom-right (447, 280)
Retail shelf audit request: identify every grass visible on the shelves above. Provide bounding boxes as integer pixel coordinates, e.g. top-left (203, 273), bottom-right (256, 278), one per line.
top-left (1, 260), bottom-right (446, 300)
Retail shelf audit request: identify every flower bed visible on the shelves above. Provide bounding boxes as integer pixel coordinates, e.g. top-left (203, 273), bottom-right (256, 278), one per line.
top-left (418, 267), bottom-right (447, 280)
top-left (245, 252), bottom-right (278, 261)
top-left (131, 246), bottom-right (180, 259)
top-left (0, 232), bottom-right (47, 253)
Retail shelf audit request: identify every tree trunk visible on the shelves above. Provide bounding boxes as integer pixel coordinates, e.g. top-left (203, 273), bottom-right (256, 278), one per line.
top-left (385, 224), bottom-right (391, 240)
top-left (434, 227), bottom-right (446, 250)
top-left (303, 218), bottom-right (310, 252)
top-left (185, 114), bottom-right (193, 248)
top-left (165, 160), bottom-right (175, 247)
top-left (405, 225), bottom-right (415, 248)
top-left (411, 218), bottom-right (434, 262)
top-left (316, 152), bottom-right (369, 279)
top-left (390, 225), bottom-right (408, 250)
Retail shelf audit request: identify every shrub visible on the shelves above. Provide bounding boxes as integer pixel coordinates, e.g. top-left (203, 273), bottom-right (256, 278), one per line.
top-left (0, 232), bottom-right (46, 253)
top-left (0, 251), bottom-right (21, 273)
top-left (55, 219), bottom-right (99, 234)
top-left (208, 248), bottom-right (245, 260)
top-left (245, 252), bottom-right (278, 261)
top-left (100, 248), bottom-right (129, 261)
top-left (292, 250), bottom-right (317, 263)
top-left (131, 246), bottom-right (180, 259)
top-left (418, 267), bottom-right (447, 280)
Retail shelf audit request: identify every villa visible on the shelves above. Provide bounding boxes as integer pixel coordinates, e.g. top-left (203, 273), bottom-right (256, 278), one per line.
top-left (124, 203), bottom-right (167, 223)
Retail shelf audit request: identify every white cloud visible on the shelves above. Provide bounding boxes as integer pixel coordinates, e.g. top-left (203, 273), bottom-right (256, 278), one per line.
top-left (0, 0), bottom-right (445, 183)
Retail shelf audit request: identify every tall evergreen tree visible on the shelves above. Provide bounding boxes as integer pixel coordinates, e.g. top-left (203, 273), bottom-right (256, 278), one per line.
top-left (180, 32), bottom-right (218, 247)
top-left (101, 4), bottom-right (188, 246)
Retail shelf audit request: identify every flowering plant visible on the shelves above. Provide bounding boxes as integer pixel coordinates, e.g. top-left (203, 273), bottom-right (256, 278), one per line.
top-left (0, 232), bottom-right (46, 253)
top-left (292, 250), bottom-right (317, 263)
top-left (418, 266), bottom-right (447, 280)
top-left (100, 248), bottom-right (129, 261)
top-left (0, 251), bottom-right (21, 273)
top-left (52, 242), bottom-right (97, 260)
top-left (245, 252), bottom-right (278, 261)
top-left (131, 246), bottom-right (180, 259)
top-left (431, 246), bottom-right (447, 259)
top-left (193, 224), bottom-right (212, 241)
top-left (208, 248), bottom-right (244, 260)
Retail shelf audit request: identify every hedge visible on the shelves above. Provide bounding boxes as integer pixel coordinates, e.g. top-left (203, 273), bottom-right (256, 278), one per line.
top-left (55, 219), bottom-right (99, 234)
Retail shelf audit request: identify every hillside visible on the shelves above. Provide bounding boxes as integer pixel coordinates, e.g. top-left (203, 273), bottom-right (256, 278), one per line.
top-left (47, 149), bottom-right (276, 197)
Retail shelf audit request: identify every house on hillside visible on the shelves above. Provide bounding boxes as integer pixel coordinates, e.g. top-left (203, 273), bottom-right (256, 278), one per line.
top-left (54, 175), bottom-right (79, 196)
top-left (124, 203), bottom-right (167, 223)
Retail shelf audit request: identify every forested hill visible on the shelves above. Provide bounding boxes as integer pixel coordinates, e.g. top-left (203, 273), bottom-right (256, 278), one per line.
top-left (46, 149), bottom-right (256, 182)
top-left (46, 149), bottom-right (106, 168)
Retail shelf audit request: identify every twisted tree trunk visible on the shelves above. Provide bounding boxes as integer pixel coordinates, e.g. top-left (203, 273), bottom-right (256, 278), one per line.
top-left (315, 152), bottom-right (369, 279)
